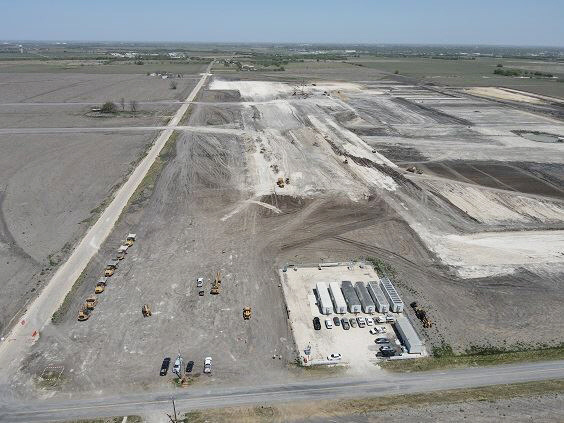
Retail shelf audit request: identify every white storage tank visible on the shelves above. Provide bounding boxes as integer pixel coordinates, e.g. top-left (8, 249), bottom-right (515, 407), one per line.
top-left (329, 282), bottom-right (347, 314)
top-left (315, 282), bottom-right (333, 315)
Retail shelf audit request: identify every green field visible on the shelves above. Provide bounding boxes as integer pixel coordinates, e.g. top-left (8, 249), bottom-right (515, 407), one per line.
top-left (349, 56), bottom-right (564, 98)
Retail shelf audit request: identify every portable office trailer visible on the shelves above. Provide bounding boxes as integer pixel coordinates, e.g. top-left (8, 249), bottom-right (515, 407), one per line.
top-left (380, 276), bottom-right (404, 313)
top-left (367, 281), bottom-right (389, 313)
top-left (340, 281), bottom-right (361, 313)
top-left (315, 282), bottom-right (333, 315)
top-left (328, 281), bottom-right (347, 314)
top-left (395, 315), bottom-right (423, 354)
top-left (354, 282), bottom-right (376, 313)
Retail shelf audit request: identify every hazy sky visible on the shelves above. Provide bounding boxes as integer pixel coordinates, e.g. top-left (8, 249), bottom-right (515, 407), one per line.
top-left (1, 0), bottom-right (563, 46)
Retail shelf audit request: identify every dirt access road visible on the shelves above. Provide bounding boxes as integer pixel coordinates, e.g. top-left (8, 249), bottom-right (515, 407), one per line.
top-left (0, 62), bottom-right (213, 383)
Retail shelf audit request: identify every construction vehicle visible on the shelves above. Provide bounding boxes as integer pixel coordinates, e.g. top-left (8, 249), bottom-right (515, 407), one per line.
top-left (210, 271), bottom-right (221, 295)
top-left (411, 302), bottom-right (433, 328)
top-left (85, 295), bottom-right (98, 310)
top-left (124, 233), bottom-right (136, 247)
top-left (95, 277), bottom-right (107, 294)
top-left (104, 259), bottom-right (119, 277)
top-left (406, 166), bottom-right (424, 175)
top-left (77, 307), bottom-right (91, 321)
top-left (276, 177), bottom-right (285, 188)
top-left (243, 307), bottom-right (252, 320)
top-left (116, 245), bottom-right (128, 260)
top-left (142, 304), bottom-right (152, 317)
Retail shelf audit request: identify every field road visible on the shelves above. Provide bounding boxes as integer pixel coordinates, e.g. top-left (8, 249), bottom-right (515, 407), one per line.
top-left (0, 62), bottom-right (213, 383)
top-left (0, 360), bottom-right (563, 422)
top-left (0, 125), bottom-right (252, 136)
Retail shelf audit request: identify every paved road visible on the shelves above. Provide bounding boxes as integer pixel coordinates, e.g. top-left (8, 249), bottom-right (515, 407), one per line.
top-left (0, 63), bottom-right (213, 383)
top-left (1, 360), bottom-right (563, 422)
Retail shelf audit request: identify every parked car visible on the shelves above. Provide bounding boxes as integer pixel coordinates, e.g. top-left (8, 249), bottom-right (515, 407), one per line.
top-left (378, 326), bottom-right (387, 333)
top-left (172, 356), bottom-right (183, 375)
top-left (185, 360), bottom-right (194, 373)
top-left (313, 317), bottom-right (321, 330)
top-left (365, 317), bottom-right (374, 326)
top-left (380, 346), bottom-right (395, 357)
top-left (325, 319), bottom-right (333, 329)
top-left (160, 357), bottom-right (171, 376)
top-left (341, 318), bottom-right (350, 330)
top-left (375, 315), bottom-right (386, 323)
top-left (333, 316), bottom-right (341, 326)
top-left (197, 277), bottom-right (204, 287)
top-left (327, 353), bottom-right (342, 361)
top-left (204, 357), bottom-right (212, 374)
top-left (349, 318), bottom-right (357, 328)
top-left (357, 317), bottom-right (366, 327)
top-left (385, 314), bottom-right (396, 323)
top-left (375, 337), bottom-right (390, 344)
top-left (369, 328), bottom-right (380, 335)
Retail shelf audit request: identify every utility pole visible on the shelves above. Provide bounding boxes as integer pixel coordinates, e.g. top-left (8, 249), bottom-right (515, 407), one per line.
top-left (166, 397), bottom-right (178, 423)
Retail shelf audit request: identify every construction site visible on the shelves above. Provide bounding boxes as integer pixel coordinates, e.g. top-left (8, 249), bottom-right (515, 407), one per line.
top-left (0, 54), bottom-right (562, 407)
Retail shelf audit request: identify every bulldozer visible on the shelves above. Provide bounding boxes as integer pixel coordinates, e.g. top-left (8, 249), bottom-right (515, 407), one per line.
top-left (142, 304), bottom-right (152, 317)
top-left (411, 302), bottom-right (433, 328)
top-left (210, 271), bottom-right (221, 295)
top-left (78, 307), bottom-right (91, 321)
top-left (104, 259), bottom-right (119, 277)
top-left (95, 277), bottom-right (107, 294)
top-left (85, 295), bottom-right (98, 310)
top-left (276, 177), bottom-right (285, 188)
top-left (243, 307), bottom-right (252, 320)
top-left (124, 233), bottom-right (136, 247)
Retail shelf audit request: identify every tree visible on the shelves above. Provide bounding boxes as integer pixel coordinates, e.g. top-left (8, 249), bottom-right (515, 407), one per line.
top-left (169, 81), bottom-right (177, 90)
top-left (394, 70), bottom-right (399, 74)
top-left (497, 63), bottom-right (503, 67)
top-left (100, 101), bottom-right (117, 114)
top-left (120, 97), bottom-right (125, 111)
top-left (129, 100), bottom-right (138, 116)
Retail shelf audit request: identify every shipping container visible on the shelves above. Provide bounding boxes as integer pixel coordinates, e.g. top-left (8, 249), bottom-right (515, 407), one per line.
top-left (395, 315), bottom-right (423, 354)
top-left (329, 281), bottom-right (347, 314)
top-left (354, 282), bottom-right (376, 313)
top-left (315, 282), bottom-right (333, 315)
top-left (380, 276), bottom-right (404, 313)
top-left (341, 281), bottom-right (361, 313)
top-left (367, 281), bottom-right (389, 313)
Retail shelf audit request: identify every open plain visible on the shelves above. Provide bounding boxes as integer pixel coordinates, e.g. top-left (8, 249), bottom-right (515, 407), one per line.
top-left (0, 53), bottom-right (562, 421)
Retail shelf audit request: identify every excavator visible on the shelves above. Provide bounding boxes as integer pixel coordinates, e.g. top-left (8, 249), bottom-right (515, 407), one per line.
top-left (411, 302), bottom-right (433, 328)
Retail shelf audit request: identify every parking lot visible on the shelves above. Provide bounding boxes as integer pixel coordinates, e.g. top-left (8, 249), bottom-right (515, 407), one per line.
top-left (281, 263), bottom-right (426, 373)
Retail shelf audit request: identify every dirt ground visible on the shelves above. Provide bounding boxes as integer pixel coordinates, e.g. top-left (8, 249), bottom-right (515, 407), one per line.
top-left (0, 65), bottom-right (207, 337)
top-left (4, 63), bottom-right (564, 399)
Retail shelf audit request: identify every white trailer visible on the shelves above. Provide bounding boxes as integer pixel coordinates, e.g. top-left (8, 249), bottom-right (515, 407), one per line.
top-left (328, 282), bottom-right (347, 314)
top-left (380, 276), bottom-right (404, 313)
top-left (367, 281), bottom-right (389, 313)
top-left (315, 282), bottom-right (333, 315)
